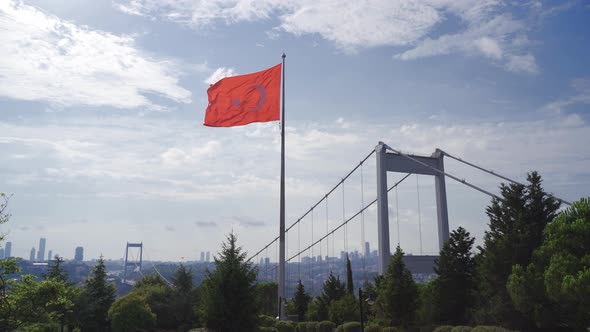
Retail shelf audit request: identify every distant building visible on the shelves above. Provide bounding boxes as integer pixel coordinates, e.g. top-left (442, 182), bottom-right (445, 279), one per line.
top-left (0, 248), bottom-right (4, 259)
top-left (206, 251), bottom-right (210, 262)
top-left (4, 242), bottom-right (11, 258)
top-left (30, 247), bottom-right (36, 261)
top-left (200, 251), bottom-right (205, 262)
top-left (47, 250), bottom-right (52, 261)
top-left (364, 242), bottom-right (370, 257)
top-left (340, 251), bottom-right (346, 261)
top-left (37, 238), bottom-right (46, 261)
top-left (74, 247), bottom-right (84, 262)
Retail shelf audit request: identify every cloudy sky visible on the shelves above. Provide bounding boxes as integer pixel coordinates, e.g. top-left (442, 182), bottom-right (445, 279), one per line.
top-left (0, 0), bottom-right (589, 262)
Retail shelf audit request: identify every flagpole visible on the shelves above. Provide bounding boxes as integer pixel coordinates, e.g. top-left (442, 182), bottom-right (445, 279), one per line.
top-left (278, 53), bottom-right (286, 320)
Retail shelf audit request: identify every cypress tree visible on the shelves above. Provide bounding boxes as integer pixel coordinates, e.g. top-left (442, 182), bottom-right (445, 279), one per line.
top-left (346, 254), bottom-right (354, 295)
top-left (293, 280), bottom-right (311, 321)
top-left (78, 256), bottom-right (116, 332)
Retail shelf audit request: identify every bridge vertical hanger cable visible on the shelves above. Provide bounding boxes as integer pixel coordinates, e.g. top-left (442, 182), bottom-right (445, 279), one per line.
top-left (416, 175), bottom-right (423, 255)
top-left (342, 179), bottom-right (347, 255)
top-left (326, 196), bottom-right (330, 276)
top-left (360, 162), bottom-right (367, 285)
top-left (265, 246), bottom-right (268, 281)
top-left (298, 219), bottom-right (301, 281)
top-left (311, 208), bottom-right (314, 293)
top-left (395, 185), bottom-right (401, 246)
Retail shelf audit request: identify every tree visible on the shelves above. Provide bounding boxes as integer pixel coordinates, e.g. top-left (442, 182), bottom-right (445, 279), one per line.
top-left (0, 193), bottom-right (19, 331)
top-left (172, 264), bottom-right (197, 331)
top-left (132, 274), bottom-right (176, 329)
top-left (328, 293), bottom-right (359, 325)
top-left (346, 254), bottom-right (354, 295)
top-left (78, 256), bottom-right (116, 332)
top-left (255, 282), bottom-right (278, 317)
top-left (474, 172), bottom-right (560, 328)
top-left (376, 246), bottom-right (418, 327)
top-left (317, 271), bottom-right (346, 321)
top-left (433, 227), bottom-right (476, 324)
top-left (108, 293), bottom-right (156, 332)
top-left (293, 280), bottom-right (311, 321)
top-left (46, 255), bottom-right (68, 283)
top-left (508, 197), bottom-right (590, 330)
top-left (200, 232), bottom-right (259, 332)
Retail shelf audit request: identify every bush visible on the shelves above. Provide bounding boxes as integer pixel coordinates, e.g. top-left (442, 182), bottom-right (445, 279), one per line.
top-left (382, 327), bottom-right (403, 332)
top-left (335, 324), bottom-right (344, 332)
top-left (364, 325), bottom-right (382, 332)
top-left (433, 326), bottom-right (454, 332)
top-left (471, 327), bottom-right (513, 332)
top-left (318, 320), bottom-right (336, 332)
top-left (297, 322), bottom-right (308, 332)
top-left (451, 327), bottom-right (472, 332)
top-left (342, 322), bottom-right (361, 332)
top-left (308, 321), bottom-right (319, 332)
top-left (260, 315), bottom-right (277, 328)
top-left (259, 328), bottom-right (277, 332)
top-left (276, 320), bottom-right (297, 332)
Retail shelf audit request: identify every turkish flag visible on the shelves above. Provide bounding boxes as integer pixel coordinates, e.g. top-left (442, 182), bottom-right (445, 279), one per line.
top-left (204, 64), bottom-right (281, 127)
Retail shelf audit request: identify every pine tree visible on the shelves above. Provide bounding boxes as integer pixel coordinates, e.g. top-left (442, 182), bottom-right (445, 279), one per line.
top-left (317, 271), bottom-right (346, 321)
top-left (433, 227), bottom-right (475, 324)
top-left (172, 264), bottom-right (196, 331)
top-left (474, 171), bottom-right (559, 328)
top-left (78, 256), bottom-right (116, 332)
top-left (293, 280), bottom-right (311, 321)
top-left (46, 255), bottom-right (68, 282)
top-left (376, 246), bottom-right (418, 327)
top-left (200, 232), bottom-right (258, 332)
top-left (346, 254), bottom-right (354, 295)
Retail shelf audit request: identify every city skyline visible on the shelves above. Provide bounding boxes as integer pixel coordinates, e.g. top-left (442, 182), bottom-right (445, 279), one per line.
top-left (0, 1), bottom-right (589, 260)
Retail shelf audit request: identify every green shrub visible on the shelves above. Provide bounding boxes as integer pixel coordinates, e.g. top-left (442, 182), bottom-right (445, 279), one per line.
top-left (471, 327), bottom-right (513, 332)
top-left (342, 322), bottom-right (361, 332)
top-left (259, 328), bottom-right (277, 332)
top-left (433, 326), bottom-right (454, 332)
top-left (364, 325), bottom-right (382, 332)
top-left (275, 321), bottom-right (297, 332)
top-left (451, 327), bottom-right (472, 332)
top-left (318, 320), bottom-right (335, 332)
top-left (382, 327), bottom-right (404, 332)
top-left (260, 315), bottom-right (277, 328)
top-left (335, 324), bottom-right (344, 332)
top-left (297, 322), bottom-right (308, 332)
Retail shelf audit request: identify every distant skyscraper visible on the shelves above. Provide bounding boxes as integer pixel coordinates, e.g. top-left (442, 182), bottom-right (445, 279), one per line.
top-left (74, 247), bottom-right (84, 262)
top-left (364, 241), bottom-right (370, 257)
top-left (0, 248), bottom-right (4, 259)
top-left (30, 247), bottom-right (36, 261)
top-left (206, 251), bottom-right (210, 262)
top-left (200, 251), bottom-right (205, 262)
top-left (47, 250), bottom-right (52, 261)
top-left (37, 238), bottom-right (46, 261)
top-left (5, 241), bottom-right (11, 258)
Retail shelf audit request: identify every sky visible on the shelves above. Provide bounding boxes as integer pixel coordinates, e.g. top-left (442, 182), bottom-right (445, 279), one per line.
top-left (0, 0), bottom-right (589, 262)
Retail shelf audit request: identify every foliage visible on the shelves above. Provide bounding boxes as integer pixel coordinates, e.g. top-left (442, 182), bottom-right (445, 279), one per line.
top-left (375, 246), bottom-right (418, 327)
top-left (107, 293), bottom-right (155, 332)
top-left (132, 274), bottom-right (176, 329)
top-left (342, 321), bottom-right (361, 332)
top-left (45, 255), bottom-right (68, 283)
top-left (317, 272), bottom-right (346, 321)
top-left (470, 326), bottom-right (513, 332)
top-left (507, 197), bottom-right (590, 330)
top-left (433, 327), bottom-right (453, 332)
top-left (172, 264), bottom-right (198, 331)
top-left (200, 232), bottom-right (259, 332)
top-left (0, 193), bottom-right (11, 241)
top-left (335, 324), bottom-right (343, 332)
top-left (306, 299), bottom-right (322, 322)
top-left (0, 257), bottom-right (20, 330)
top-left (346, 255), bottom-right (353, 295)
top-left (317, 320), bottom-right (335, 332)
top-left (364, 325), bottom-right (382, 332)
top-left (293, 280), bottom-right (312, 321)
top-left (256, 282), bottom-right (278, 318)
top-left (259, 314), bottom-right (276, 328)
top-left (433, 227), bottom-right (476, 325)
top-left (450, 326), bottom-right (472, 332)
top-left (275, 320), bottom-right (297, 332)
top-left (328, 293), bottom-right (359, 325)
top-left (382, 327), bottom-right (403, 332)
top-left (474, 172), bottom-right (559, 328)
top-left (77, 256), bottom-right (116, 332)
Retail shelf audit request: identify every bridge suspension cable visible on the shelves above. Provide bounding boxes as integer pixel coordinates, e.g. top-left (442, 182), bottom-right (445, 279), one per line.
top-left (439, 149), bottom-right (573, 206)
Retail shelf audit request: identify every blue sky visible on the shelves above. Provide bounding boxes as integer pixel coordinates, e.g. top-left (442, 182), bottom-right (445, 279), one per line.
top-left (0, 0), bottom-right (589, 262)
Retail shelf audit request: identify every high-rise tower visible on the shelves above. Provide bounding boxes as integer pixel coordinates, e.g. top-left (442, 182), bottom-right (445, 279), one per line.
top-left (30, 247), bottom-right (36, 261)
top-left (75, 247), bottom-right (84, 262)
top-left (47, 250), bottom-right (52, 261)
top-left (37, 238), bottom-right (46, 261)
top-left (4, 242), bottom-right (11, 258)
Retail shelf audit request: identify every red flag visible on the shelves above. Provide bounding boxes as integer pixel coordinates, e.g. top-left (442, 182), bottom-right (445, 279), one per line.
top-left (204, 64), bottom-right (281, 127)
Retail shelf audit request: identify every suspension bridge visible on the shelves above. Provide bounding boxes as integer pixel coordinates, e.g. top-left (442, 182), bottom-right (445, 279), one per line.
top-left (247, 141), bottom-right (572, 316)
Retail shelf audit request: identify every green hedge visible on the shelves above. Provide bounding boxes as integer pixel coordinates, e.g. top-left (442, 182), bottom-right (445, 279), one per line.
top-left (382, 327), bottom-right (404, 332)
top-left (433, 326), bottom-right (454, 332)
top-left (450, 327), bottom-right (472, 332)
top-left (259, 315), bottom-right (277, 328)
top-left (342, 322), bottom-right (361, 332)
top-left (471, 327), bottom-right (513, 332)
top-left (318, 320), bottom-right (335, 332)
top-left (335, 324), bottom-right (343, 332)
top-left (275, 321), bottom-right (297, 332)
top-left (364, 325), bottom-right (382, 332)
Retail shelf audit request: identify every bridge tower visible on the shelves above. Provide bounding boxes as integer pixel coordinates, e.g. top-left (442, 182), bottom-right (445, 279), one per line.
top-left (123, 242), bottom-right (143, 282)
top-left (375, 142), bottom-right (449, 274)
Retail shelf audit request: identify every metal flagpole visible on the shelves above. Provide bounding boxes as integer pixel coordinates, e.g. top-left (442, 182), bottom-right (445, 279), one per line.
top-left (278, 53), bottom-right (287, 320)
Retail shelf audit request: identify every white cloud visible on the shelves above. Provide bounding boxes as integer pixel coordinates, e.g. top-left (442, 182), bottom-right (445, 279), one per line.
top-left (113, 0), bottom-right (545, 70)
top-left (0, 0), bottom-right (191, 109)
top-left (542, 78), bottom-right (590, 113)
top-left (204, 67), bottom-right (237, 85)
